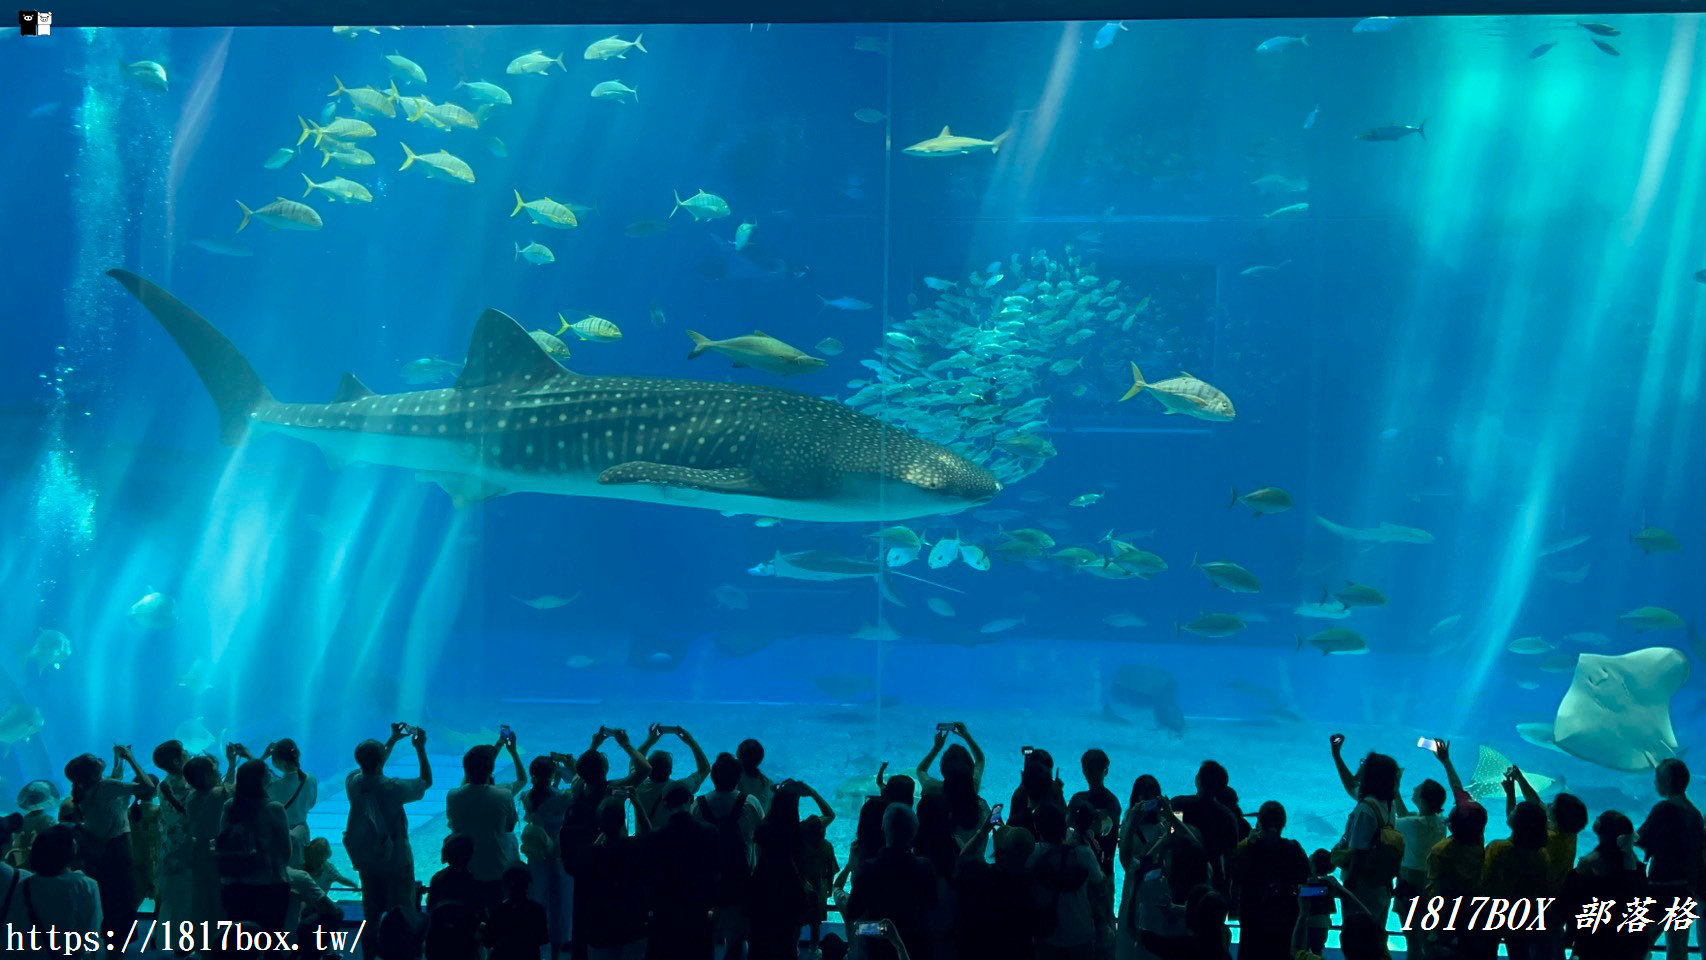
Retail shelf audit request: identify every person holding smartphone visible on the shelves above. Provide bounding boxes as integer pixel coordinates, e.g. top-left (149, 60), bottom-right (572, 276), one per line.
top-left (632, 724), bottom-right (712, 836)
top-left (1229, 801), bottom-right (1308, 960)
top-left (344, 723), bottom-right (432, 945)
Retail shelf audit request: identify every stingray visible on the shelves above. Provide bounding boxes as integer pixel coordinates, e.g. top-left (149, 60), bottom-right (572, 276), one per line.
top-left (1466, 744), bottom-right (1560, 798)
top-left (1552, 646), bottom-right (1688, 772)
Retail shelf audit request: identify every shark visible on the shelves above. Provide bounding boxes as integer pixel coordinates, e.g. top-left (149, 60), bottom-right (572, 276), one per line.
top-left (109, 269), bottom-right (1002, 522)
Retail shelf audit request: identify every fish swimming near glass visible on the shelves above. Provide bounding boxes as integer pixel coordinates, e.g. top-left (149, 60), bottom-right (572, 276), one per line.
top-left (108, 269), bottom-right (1001, 523)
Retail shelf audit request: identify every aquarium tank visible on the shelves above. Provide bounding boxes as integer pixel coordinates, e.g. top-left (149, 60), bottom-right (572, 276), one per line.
top-left (1, 7), bottom-right (1702, 934)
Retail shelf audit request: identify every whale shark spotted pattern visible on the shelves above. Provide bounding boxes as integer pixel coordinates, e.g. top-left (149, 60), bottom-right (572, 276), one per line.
top-left (108, 269), bottom-right (1001, 522)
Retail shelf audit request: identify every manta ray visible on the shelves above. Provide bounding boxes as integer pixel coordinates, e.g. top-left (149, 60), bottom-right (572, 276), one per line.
top-left (1551, 647), bottom-right (1688, 772)
top-left (111, 270), bottom-right (1000, 523)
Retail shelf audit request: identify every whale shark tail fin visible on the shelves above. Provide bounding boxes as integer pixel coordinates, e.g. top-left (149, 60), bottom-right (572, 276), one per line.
top-left (108, 269), bottom-right (274, 444)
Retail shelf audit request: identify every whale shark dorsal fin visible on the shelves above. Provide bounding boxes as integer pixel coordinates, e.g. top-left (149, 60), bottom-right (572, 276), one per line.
top-left (332, 372), bottom-right (376, 403)
top-left (939, 125), bottom-right (952, 137)
top-left (457, 309), bottom-right (565, 389)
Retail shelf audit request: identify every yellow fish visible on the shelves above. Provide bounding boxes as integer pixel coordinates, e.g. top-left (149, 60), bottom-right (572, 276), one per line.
top-left (326, 75), bottom-right (397, 118)
top-left (1119, 362), bottom-right (1235, 422)
top-left (511, 191), bottom-right (579, 228)
top-left (301, 173), bottom-right (373, 204)
top-left (398, 143), bottom-right (474, 184)
top-left (557, 314), bottom-right (622, 343)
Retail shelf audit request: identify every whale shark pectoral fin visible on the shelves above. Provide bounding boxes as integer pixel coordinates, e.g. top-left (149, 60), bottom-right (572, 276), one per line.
top-left (416, 471), bottom-right (505, 508)
top-left (598, 462), bottom-right (767, 497)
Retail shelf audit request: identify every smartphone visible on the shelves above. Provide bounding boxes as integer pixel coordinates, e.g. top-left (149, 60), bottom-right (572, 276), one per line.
top-left (1300, 885), bottom-right (1327, 898)
top-left (598, 725), bottom-right (614, 738)
top-left (393, 723), bottom-right (415, 737)
top-left (1139, 799), bottom-right (1160, 814)
top-left (611, 787), bottom-right (633, 799)
top-left (499, 724), bottom-right (515, 745)
top-left (937, 722), bottom-right (955, 733)
top-left (1417, 737), bottom-right (1438, 753)
top-left (1021, 745), bottom-right (1035, 756)
top-left (853, 921), bottom-right (885, 937)
top-left (989, 803), bottom-right (1005, 827)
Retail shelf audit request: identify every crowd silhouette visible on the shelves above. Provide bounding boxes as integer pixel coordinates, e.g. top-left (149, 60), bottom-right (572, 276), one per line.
top-left (6, 721), bottom-right (1701, 960)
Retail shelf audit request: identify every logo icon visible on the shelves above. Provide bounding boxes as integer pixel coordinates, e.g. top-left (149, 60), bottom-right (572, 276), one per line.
top-left (19, 10), bottom-right (48, 34)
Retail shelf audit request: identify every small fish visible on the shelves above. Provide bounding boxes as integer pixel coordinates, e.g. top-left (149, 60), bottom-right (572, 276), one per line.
top-left (506, 50), bottom-right (566, 75)
top-left (398, 143), bottom-right (475, 184)
top-left (400, 357), bottom-right (463, 384)
top-left (558, 314), bottom-right (622, 343)
top-left (753, 517), bottom-right (781, 528)
top-left (1294, 601), bottom-right (1351, 621)
top-left (819, 295), bottom-right (874, 311)
top-left (516, 593), bottom-right (579, 610)
top-left (854, 108), bottom-right (886, 123)
top-left (385, 52), bottom-right (428, 85)
top-left (297, 115), bottom-right (377, 148)
top-left (979, 617), bottom-right (1024, 635)
top-left (1178, 614), bottom-right (1246, 639)
top-left (670, 188), bottom-right (731, 221)
top-left (815, 337), bottom-right (845, 356)
top-left (1240, 261), bottom-right (1291, 276)
top-left (590, 80), bottom-right (639, 103)
top-left (327, 76), bottom-right (399, 117)
top-left (455, 80), bottom-right (513, 105)
top-left (1632, 527), bottom-right (1681, 554)
top-left (1303, 104), bottom-right (1320, 129)
top-left (319, 144), bottom-right (376, 169)
top-left (1069, 493), bottom-right (1103, 507)
top-left (1592, 39), bottom-right (1620, 57)
top-left (301, 173), bottom-right (373, 204)
top-left (1103, 612), bottom-right (1147, 629)
top-left (263, 147), bottom-right (296, 169)
top-left (1256, 35), bottom-right (1308, 54)
top-left (1265, 202), bottom-right (1310, 219)
top-left (511, 191), bottom-right (579, 228)
top-left (129, 588), bottom-right (177, 630)
top-left (121, 59), bottom-right (169, 90)
top-left (23, 630), bottom-right (70, 673)
top-left (926, 597), bottom-right (956, 617)
top-left (1230, 486), bottom-right (1293, 516)
top-left (1577, 21), bottom-right (1621, 36)
top-left (1619, 606), bottom-right (1687, 632)
top-left (733, 220), bottom-right (756, 251)
top-left (514, 241), bottom-right (555, 265)
top-left (236, 197), bottom-right (323, 232)
top-left (1196, 559), bottom-right (1262, 593)
top-left (583, 34), bottom-right (647, 60)
top-left (686, 330), bottom-right (826, 376)
top-left (923, 277), bottom-right (957, 291)
top-left (1357, 122), bottom-right (1425, 141)
top-left (486, 137), bottom-right (508, 158)
top-left (1430, 614), bottom-right (1463, 636)
top-left (528, 330), bottom-right (571, 360)
top-left (1529, 41), bottom-right (1557, 59)
top-left (1093, 21), bottom-right (1129, 49)
top-left (958, 542), bottom-right (991, 571)
top-left (1329, 582), bottom-right (1386, 609)
top-left (190, 239), bottom-right (253, 257)
top-left (1352, 17), bottom-right (1402, 32)
top-left (1298, 627), bottom-right (1367, 655)
top-left (625, 219), bottom-right (670, 238)
top-left (1506, 636), bottom-right (1553, 655)
top-left (650, 301), bottom-right (667, 326)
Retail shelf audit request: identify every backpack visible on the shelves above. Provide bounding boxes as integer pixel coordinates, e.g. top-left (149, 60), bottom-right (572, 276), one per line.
top-left (1343, 799), bottom-right (1404, 889)
top-left (698, 792), bottom-right (752, 906)
top-left (214, 817), bottom-right (264, 878)
top-left (343, 778), bottom-right (397, 873)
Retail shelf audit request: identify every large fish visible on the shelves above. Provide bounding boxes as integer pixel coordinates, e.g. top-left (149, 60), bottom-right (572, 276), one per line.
top-left (109, 270), bottom-right (1001, 523)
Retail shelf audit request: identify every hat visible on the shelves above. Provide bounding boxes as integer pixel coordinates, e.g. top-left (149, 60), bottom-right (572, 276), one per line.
top-left (17, 779), bottom-right (61, 813)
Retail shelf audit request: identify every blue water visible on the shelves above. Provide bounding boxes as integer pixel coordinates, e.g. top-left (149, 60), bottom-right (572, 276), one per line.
top-left (1, 16), bottom-right (1703, 878)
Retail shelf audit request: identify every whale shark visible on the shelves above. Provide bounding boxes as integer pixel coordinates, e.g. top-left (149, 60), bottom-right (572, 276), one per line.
top-left (109, 269), bottom-right (1001, 523)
